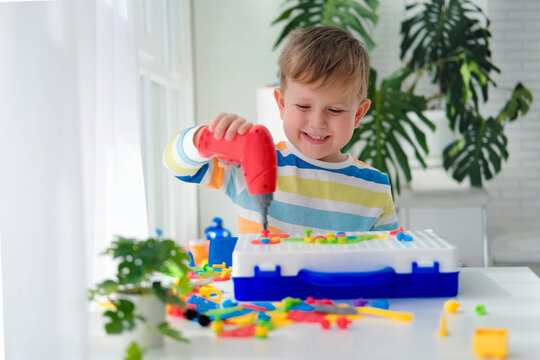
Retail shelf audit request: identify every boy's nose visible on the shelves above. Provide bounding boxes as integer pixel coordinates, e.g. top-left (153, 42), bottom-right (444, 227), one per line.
top-left (308, 113), bottom-right (328, 128)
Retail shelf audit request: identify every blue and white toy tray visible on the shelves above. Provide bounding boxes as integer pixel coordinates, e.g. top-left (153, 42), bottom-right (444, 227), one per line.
top-left (231, 230), bottom-right (459, 301)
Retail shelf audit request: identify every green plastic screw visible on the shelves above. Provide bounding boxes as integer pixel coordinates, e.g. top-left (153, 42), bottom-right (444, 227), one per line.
top-left (475, 304), bottom-right (486, 315)
top-left (304, 229), bottom-right (313, 237)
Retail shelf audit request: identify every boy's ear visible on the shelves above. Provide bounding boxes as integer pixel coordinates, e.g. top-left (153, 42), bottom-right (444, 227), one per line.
top-left (354, 99), bottom-right (371, 128)
top-left (273, 88), bottom-right (285, 120)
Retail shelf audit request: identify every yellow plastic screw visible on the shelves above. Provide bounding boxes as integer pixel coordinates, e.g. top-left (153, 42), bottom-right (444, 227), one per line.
top-left (437, 316), bottom-right (449, 337)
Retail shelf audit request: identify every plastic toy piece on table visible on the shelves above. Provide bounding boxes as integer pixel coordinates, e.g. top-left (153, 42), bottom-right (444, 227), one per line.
top-left (222, 299), bottom-right (238, 308)
top-left (371, 299), bottom-right (390, 310)
top-left (476, 304), bottom-right (486, 315)
top-left (325, 313), bottom-right (362, 325)
top-left (390, 226), bottom-right (404, 236)
top-left (182, 309), bottom-right (211, 327)
top-left (254, 325), bottom-right (269, 338)
top-left (265, 311), bottom-right (293, 327)
top-left (336, 316), bottom-right (351, 329)
top-left (211, 320), bottom-right (224, 333)
top-left (444, 299), bottom-right (460, 314)
top-left (313, 304), bottom-right (358, 315)
top-left (397, 231), bottom-right (413, 241)
top-left (353, 298), bottom-right (368, 307)
top-left (212, 262), bottom-right (227, 270)
top-left (217, 324), bottom-right (257, 338)
top-left (189, 240), bottom-right (210, 267)
top-left (287, 310), bottom-right (327, 324)
top-left (187, 294), bottom-right (220, 313)
top-left (437, 316), bottom-right (449, 337)
top-left (473, 328), bottom-right (508, 359)
top-left (205, 217), bottom-right (232, 240)
top-left (198, 284), bottom-right (223, 303)
top-left (355, 307), bottom-right (414, 322)
top-left (226, 312), bottom-right (257, 326)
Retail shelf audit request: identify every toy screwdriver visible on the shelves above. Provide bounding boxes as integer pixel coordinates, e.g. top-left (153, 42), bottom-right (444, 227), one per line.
top-left (197, 125), bottom-right (277, 231)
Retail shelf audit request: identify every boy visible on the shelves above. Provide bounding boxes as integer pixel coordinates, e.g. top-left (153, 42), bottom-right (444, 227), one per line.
top-left (163, 26), bottom-right (398, 234)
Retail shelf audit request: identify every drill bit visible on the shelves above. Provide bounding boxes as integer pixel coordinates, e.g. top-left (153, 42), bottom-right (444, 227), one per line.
top-left (253, 193), bottom-right (272, 231)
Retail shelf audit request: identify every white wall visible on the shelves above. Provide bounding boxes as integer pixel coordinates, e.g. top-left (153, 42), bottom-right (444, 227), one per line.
top-left (485, 0), bottom-right (540, 236)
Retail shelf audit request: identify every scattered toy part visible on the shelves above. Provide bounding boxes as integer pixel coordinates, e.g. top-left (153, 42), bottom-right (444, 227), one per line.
top-left (217, 324), bottom-right (257, 338)
top-left (437, 316), bottom-right (449, 337)
top-left (476, 304), bottom-right (486, 315)
top-left (370, 299), bottom-right (390, 310)
top-left (390, 226), bottom-right (404, 236)
top-left (198, 284), bottom-right (223, 303)
top-left (397, 231), bottom-right (413, 242)
top-left (473, 328), bottom-right (508, 359)
top-left (355, 307), bottom-right (414, 322)
top-left (444, 299), bottom-right (461, 314)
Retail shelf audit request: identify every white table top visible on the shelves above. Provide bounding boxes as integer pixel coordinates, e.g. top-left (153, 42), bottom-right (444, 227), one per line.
top-left (90, 267), bottom-right (540, 360)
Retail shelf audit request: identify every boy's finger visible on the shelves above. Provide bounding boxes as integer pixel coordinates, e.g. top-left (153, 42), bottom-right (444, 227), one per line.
top-left (237, 122), bottom-right (253, 135)
top-left (225, 118), bottom-right (247, 141)
top-left (213, 113), bottom-right (237, 139)
top-left (208, 112), bottom-right (227, 132)
top-left (217, 160), bottom-right (233, 170)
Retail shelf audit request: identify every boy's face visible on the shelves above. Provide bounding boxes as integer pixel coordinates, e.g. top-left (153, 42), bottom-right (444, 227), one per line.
top-left (274, 78), bottom-right (371, 162)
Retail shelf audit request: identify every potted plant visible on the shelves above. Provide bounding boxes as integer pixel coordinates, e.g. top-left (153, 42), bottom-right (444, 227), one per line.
top-left (89, 235), bottom-right (192, 359)
top-left (272, 0), bottom-right (434, 194)
top-left (400, 0), bottom-right (533, 187)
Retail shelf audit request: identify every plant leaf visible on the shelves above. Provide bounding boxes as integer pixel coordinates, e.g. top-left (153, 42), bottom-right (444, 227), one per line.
top-left (124, 342), bottom-right (145, 360)
top-left (157, 322), bottom-right (189, 342)
top-left (272, 0), bottom-right (379, 50)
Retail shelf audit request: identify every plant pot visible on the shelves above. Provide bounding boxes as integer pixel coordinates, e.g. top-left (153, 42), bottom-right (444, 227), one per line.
top-left (122, 293), bottom-right (166, 349)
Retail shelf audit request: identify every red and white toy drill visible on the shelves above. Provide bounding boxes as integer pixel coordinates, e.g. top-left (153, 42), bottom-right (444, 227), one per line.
top-left (197, 125), bottom-right (277, 230)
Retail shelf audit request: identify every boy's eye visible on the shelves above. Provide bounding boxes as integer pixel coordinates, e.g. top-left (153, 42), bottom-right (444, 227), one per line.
top-left (296, 105), bottom-right (310, 110)
top-left (329, 108), bottom-right (343, 113)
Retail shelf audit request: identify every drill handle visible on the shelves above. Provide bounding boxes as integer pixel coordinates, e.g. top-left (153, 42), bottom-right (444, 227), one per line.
top-left (197, 125), bottom-right (247, 164)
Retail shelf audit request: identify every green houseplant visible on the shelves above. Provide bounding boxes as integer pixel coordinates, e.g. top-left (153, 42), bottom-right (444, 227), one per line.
top-left (272, 0), bottom-right (435, 193)
top-left (400, 0), bottom-right (533, 187)
top-left (272, 0), bottom-right (533, 192)
top-left (89, 235), bottom-right (192, 359)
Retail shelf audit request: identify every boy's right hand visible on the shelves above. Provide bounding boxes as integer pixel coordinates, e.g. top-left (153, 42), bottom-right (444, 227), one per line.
top-left (194, 113), bottom-right (254, 169)
top-left (194, 113), bottom-right (254, 146)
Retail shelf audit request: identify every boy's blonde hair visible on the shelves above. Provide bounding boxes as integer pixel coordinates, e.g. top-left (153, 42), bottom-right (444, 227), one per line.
top-left (279, 26), bottom-right (370, 100)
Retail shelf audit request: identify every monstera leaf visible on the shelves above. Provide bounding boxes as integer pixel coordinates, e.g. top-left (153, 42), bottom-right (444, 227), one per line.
top-left (344, 69), bottom-right (434, 194)
top-left (443, 117), bottom-right (508, 187)
top-left (401, 0), bottom-right (498, 107)
top-left (272, 0), bottom-right (379, 50)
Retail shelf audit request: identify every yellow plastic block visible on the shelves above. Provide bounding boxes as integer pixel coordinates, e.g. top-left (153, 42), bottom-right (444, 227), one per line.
top-left (473, 328), bottom-right (508, 359)
top-left (444, 299), bottom-right (460, 314)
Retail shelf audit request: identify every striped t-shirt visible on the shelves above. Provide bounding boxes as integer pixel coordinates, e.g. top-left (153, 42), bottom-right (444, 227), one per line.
top-left (163, 126), bottom-right (399, 234)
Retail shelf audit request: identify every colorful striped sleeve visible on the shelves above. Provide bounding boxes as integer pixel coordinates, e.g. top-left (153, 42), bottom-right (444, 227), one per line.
top-left (162, 126), bottom-right (233, 191)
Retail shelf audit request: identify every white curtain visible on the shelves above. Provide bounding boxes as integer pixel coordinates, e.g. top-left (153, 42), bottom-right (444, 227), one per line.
top-left (0, 0), bottom-right (148, 358)
top-left (82, 0), bottom-right (149, 287)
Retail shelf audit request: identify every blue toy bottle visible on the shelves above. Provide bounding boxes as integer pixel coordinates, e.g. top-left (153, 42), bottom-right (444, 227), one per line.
top-left (206, 217), bottom-right (237, 268)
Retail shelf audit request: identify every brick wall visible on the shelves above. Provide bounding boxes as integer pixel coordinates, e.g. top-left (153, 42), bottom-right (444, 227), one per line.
top-left (485, 0), bottom-right (540, 235)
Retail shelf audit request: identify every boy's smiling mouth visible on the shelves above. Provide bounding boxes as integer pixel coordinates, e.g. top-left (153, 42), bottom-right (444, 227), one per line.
top-left (303, 132), bottom-right (329, 143)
